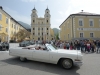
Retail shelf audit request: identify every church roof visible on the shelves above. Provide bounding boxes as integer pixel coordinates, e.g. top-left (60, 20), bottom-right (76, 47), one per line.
top-left (33, 7), bottom-right (36, 10)
top-left (59, 11), bottom-right (100, 28)
top-left (46, 7), bottom-right (49, 10)
top-left (71, 11), bottom-right (100, 16)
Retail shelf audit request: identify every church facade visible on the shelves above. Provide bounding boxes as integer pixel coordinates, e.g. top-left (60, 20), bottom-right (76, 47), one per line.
top-left (31, 7), bottom-right (53, 41)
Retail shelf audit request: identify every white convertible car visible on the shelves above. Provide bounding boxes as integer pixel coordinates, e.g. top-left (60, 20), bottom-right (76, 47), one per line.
top-left (9, 44), bottom-right (83, 69)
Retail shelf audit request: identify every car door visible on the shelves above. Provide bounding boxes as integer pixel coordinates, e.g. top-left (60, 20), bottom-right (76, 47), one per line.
top-left (32, 49), bottom-right (50, 63)
top-left (17, 48), bottom-right (34, 59)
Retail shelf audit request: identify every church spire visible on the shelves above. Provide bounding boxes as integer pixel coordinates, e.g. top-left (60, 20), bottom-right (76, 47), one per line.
top-left (33, 5), bottom-right (36, 10)
top-left (46, 6), bottom-right (49, 10)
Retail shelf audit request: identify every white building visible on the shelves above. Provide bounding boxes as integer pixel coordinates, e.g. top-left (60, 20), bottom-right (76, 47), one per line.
top-left (31, 7), bottom-right (52, 41)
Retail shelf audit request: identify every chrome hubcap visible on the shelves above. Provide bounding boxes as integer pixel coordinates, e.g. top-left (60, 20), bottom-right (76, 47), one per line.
top-left (63, 60), bottom-right (72, 68)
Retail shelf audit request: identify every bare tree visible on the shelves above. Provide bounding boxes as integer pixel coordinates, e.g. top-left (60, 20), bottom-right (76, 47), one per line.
top-left (13, 29), bottom-right (31, 41)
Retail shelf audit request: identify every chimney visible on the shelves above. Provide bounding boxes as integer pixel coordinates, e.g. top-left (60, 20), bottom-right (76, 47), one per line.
top-left (0, 6), bottom-right (3, 9)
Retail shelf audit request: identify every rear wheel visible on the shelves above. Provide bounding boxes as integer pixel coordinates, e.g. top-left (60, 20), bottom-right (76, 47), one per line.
top-left (19, 57), bottom-right (27, 62)
top-left (61, 59), bottom-right (73, 69)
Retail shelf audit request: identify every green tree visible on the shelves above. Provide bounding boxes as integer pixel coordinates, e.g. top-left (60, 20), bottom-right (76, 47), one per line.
top-left (55, 33), bottom-right (59, 40)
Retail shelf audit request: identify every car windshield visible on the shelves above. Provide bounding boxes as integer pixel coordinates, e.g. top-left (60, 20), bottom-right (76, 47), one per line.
top-left (47, 44), bottom-right (57, 50)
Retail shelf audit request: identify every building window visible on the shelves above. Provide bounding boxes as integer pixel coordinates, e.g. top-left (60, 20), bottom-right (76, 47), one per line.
top-left (89, 20), bottom-right (93, 26)
top-left (42, 28), bottom-right (43, 30)
top-left (90, 33), bottom-right (94, 37)
top-left (0, 25), bottom-right (2, 30)
top-left (14, 25), bottom-right (16, 29)
top-left (47, 28), bottom-right (48, 30)
top-left (42, 33), bottom-right (43, 35)
top-left (38, 38), bottom-right (40, 40)
top-left (6, 28), bottom-right (8, 32)
top-left (47, 33), bottom-right (48, 35)
top-left (6, 18), bottom-right (8, 24)
top-left (33, 33), bottom-right (34, 35)
top-left (33, 28), bottom-right (35, 30)
top-left (33, 20), bottom-right (35, 22)
top-left (68, 34), bottom-right (69, 38)
top-left (79, 20), bottom-right (83, 26)
top-left (12, 24), bottom-right (13, 28)
top-left (0, 13), bottom-right (2, 20)
top-left (47, 20), bottom-right (48, 23)
top-left (80, 33), bottom-right (84, 38)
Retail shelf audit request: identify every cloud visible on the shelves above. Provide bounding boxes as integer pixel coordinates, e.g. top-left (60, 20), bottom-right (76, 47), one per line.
top-left (21, 0), bottom-right (37, 2)
top-left (3, 0), bottom-right (100, 29)
top-left (53, 0), bottom-right (100, 29)
top-left (4, 7), bottom-right (31, 25)
top-left (21, 0), bottom-right (45, 2)
top-left (39, 0), bottom-right (45, 1)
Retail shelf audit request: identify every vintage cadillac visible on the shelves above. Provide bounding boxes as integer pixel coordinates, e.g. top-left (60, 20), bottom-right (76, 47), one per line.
top-left (9, 44), bottom-right (83, 69)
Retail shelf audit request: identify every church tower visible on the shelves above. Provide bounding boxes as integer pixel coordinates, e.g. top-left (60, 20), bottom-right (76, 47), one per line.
top-left (31, 7), bottom-right (38, 24)
top-left (44, 7), bottom-right (51, 25)
top-left (31, 7), bottom-right (51, 41)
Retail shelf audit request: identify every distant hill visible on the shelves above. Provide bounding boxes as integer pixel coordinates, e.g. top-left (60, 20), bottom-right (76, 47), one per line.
top-left (52, 28), bottom-right (59, 35)
top-left (18, 21), bottom-right (31, 29)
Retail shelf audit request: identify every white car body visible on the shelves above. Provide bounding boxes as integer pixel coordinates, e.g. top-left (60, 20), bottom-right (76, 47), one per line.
top-left (9, 44), bottom-right (83, 69)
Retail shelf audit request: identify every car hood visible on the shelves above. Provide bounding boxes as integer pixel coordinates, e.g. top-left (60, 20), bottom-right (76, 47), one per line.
top-left (57, 49), bottom-right (80, 54)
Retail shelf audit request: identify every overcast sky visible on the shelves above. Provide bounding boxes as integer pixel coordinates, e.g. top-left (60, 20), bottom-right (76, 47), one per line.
top-left (0, 0), bottom-right (100, 29)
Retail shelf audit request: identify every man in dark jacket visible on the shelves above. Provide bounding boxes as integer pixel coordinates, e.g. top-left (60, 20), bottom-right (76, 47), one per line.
top-left (97, 40), bottom-right (100, 53)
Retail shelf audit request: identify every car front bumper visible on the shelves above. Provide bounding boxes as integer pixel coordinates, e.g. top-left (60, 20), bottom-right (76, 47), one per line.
top-left (73, 61), bottom-right (83, 66)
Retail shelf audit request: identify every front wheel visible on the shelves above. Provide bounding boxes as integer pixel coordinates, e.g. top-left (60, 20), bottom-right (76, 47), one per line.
top-left (19, 57), bottom-right (27, 62)
top-left (61, 59), bottom-right (73, 69)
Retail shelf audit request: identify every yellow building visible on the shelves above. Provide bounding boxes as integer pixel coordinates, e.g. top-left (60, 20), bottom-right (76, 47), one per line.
top-left (59, 11), bottom-right (100, 41)
top-left (0, 6), bottom-right (27, 42)
top-left (31, 7), bottom-right (53, 41)
top-left (50, 28), bottom-right (54, 40)
top-left (10, 18), bottom-right (25, 41)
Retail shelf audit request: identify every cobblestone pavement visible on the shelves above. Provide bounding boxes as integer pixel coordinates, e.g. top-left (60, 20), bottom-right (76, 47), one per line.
top-left (0, 43), bottom-right (100, 75)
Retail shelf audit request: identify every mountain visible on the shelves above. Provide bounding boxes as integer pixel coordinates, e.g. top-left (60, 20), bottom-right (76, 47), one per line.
top-left (52, 28), bottom-right (59, 35)
top-left (18, 21), bottom-right (31, 29)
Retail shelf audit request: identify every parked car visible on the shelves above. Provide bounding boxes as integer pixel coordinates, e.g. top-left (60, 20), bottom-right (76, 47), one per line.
top-left (9, 44), bottom-right (83, 69)
top-left (28, 40), bottom-right (35, 45)
top-left (0, 43), bottom-right (2, 50)
top-left (19, 41), bottom-right (30, 47)
top-left (0, 42), bottom-right (9, 51)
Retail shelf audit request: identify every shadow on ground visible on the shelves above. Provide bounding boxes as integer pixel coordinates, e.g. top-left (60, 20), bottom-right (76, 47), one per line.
top-left (1, 57), bottom-right (80, 75)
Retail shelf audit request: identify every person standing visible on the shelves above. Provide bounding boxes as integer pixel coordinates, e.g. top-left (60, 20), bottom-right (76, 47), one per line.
top-left (97, 40), bottom-right (100, 53)
top-left (66, 42), bottom-right (70, 49)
